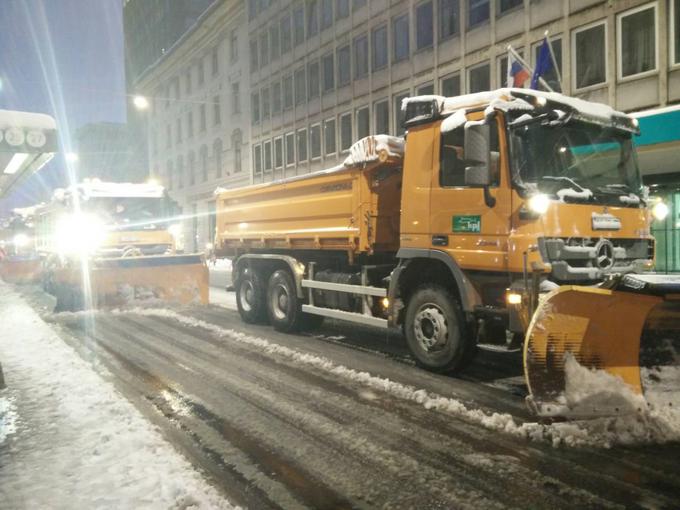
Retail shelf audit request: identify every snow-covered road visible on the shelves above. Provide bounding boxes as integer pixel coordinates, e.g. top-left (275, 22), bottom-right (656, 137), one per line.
top-left (3, 282), bottom-right (680, 508)
top-left (0, 283), bottom-right (236, 509)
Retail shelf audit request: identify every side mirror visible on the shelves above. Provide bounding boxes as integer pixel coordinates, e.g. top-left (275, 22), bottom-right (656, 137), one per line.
top-left (464, 122), bottom-right (491, 187)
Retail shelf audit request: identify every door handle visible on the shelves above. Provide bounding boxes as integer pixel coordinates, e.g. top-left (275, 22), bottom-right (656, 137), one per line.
top-left (432, 235), bottom-right (448, 246)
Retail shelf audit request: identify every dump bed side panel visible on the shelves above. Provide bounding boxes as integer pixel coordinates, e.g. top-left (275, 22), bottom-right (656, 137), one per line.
top-left (215, 163), bottom-right (401, 256)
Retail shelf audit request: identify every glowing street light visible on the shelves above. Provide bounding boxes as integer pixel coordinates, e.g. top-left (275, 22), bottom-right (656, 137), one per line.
top-left (133, 95), bottom-right (149, 110)
top-left (65, 152), bottom-right (79, 163)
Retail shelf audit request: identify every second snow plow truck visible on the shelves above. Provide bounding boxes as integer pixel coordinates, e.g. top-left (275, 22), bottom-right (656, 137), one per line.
top-left (37, 180), bottom-right (208, 311)
top-left (214, 89), bottom-right (679, 418)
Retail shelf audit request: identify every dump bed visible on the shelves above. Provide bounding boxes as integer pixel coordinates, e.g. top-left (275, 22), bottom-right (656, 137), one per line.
top-left (215, 136), bottom-right (403, 256)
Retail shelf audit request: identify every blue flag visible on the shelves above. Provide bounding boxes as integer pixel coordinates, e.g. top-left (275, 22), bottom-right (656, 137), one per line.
top-left (531, 38), bottom-right (553, 90)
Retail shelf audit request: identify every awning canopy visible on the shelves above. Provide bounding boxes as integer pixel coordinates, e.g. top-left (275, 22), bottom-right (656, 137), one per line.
top-left (0, 109), bottom-right (57, 199)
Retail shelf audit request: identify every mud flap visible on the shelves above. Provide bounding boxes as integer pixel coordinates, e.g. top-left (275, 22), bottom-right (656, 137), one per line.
top-left (52, 254), bottom-right (209, 310)
top-left (524, 276), bottom-right (680, 418)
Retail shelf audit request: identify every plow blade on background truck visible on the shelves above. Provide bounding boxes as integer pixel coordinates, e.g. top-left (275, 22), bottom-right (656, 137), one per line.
top-left (49, 254), bottom-right (209, 312)
top-left (524, 274), bottom-right (680, 418)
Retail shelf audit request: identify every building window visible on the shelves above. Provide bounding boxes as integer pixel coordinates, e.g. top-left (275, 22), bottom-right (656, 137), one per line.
top-left (499, 0), bottom-right (522, 14)
top-left (200, 145), bottom-right (208, 181)
top-left (166, 124), bottom-right (171, 148)
top-left (177, 155), bottom-right (184, 189)
top-left (441, 73), bottom-right (461, 97)
top-left (269, 24), bottom-right (280, 61)
top-left (213, 95), bottom-right (221, 125)
top-left (294, 5), bottom-right (305, 45)
top-left (215, 138), bottom-right (224, 177)
top-left (295, 67), bottom-right (306, 104)
top-left (188, 151), bottom-right (196, 186)
top-left (259, 31), bottom-right (269, 66)
top-left (324, 118), bottom-right (336, 155)
top-left (307, 0), bottom-right (319, 37)
top-left (340, 112), bottom-right (352, 152)
top-left (468, 0), bottom-right (489, 27)
top-left (253, 144), bottom-right (262, 176)
top-left (187, 111), bottom-right (194, 138)
top-left (231, 132), bottom-right (241, 173)
top-left (281, 14), bottom-right (292, 53)
top-left (212, 48), bottom-right (219, 76)
top-left (200, 104), bottom-right (207, 131)
top-left (416, 2), bottom-right (433, 50)
top-left (230, 31), bottom-right (238, 62)
top-left (468, 62), bottom-right (490, 93)
top-left (151, 129), bottom-right (157, 156)
top-left (283, 74), bottom-right (294, 109)
top-left (308, 61), bottom-right (320, 99)
top-left (572, 21), bottom-right (606, 89)
top-left (322, 0), bottom-right (333, 30)
top-left (285, 132), bottom-right (296, 166)
top-left (393, 15), bottom-right (409, 62)
top-left (373, 25), bottom-right (388, 70)
top-left (166, 160), bottom-right (173, 190)
top-left (176, 117), bottom-right (182, 144)
top-left (354, 34), bottom-right (369, 79)
top-left (356, 106), bottom-right (369, 139)
top-left (673, 0), bottom-right (680, 65)
top-left (232, 82), bottom-right (240, 114)
top-left (272, 81), bottom-right (282, 114)
top-left (617, 4), bottom-right (657, 80)
top-left (417, 83), bottom-right (434, 95)
top-left (198, 60), bottom-right (205, 85)
top-left (262, 87), bottom-right (271, 120)
top-left (186, 71), bottom-right (192, 95)
top-left (337, 44), bottom-right (351, 86)
top-left (440, 0), bottom-right (459, 40)
top-left (374, 99), bottom-right (389, 135)
top-left (249, 0), bottom-right (257, 20)
top-left (274, 137), bottom-right (284, 169)
top-left (250, 39), bottom-right (258, 71)
top-left (532, 38), bottom-right (562, 92)
top-left (264, 140), bottom-right (273, 171)
top-left (251, 92), bottom-right (260, 123)
top-left (336, 0), bottom-right (349, 19)
top-left (322, 53), bottom-right (335, 92)
top-left (297, 128), bottom-right (308, 162)
top-left (310, 124), bottom-right (322, 159)
top-left (353, 0), bottom-right (367, 9)
top-left (394, 92), bottom-right (409, 136)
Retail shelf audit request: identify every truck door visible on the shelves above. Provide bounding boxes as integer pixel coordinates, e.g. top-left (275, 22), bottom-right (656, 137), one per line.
top-left (429, 115), bottom-right (512, 273)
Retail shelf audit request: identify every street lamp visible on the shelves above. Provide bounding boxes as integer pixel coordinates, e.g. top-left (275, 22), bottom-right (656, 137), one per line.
top-left (65, 152), bottom-right (79, 163)
top-left (133, 95), bottom-right (149, 111)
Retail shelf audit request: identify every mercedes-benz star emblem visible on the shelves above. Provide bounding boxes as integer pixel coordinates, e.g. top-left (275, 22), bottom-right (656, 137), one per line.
top-left (595, 239), bottom-right (615, 270)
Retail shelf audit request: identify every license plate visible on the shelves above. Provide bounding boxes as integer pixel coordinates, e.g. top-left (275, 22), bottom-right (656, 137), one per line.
top-left (592, 213), bottom-right (621, 231)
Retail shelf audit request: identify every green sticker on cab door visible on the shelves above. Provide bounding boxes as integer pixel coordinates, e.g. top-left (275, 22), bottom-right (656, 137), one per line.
top-left (453, 215), bottom-right (481, 233)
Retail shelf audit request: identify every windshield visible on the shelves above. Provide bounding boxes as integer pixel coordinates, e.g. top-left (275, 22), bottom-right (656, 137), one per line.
top-left (510, 120), bottom-right (643, 204)
top-left (83, 196), bottom-right (168, 229)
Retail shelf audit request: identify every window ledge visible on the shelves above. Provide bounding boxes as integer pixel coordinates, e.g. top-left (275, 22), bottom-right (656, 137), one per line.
top-left (617, 69), bottom-right (658, 84)
top-left (572, 82), bottom-right (608, 94)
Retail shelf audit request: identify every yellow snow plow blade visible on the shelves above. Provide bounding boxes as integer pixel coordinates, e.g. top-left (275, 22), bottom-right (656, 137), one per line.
top-left (524, 275), bottom-right (680, 418)
top-left (0, 258), bottom-right (42, 284)
top-left (52, 254), bottom-right (209, 311)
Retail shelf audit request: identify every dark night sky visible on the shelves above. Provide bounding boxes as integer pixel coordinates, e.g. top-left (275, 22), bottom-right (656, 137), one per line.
top-left (0, 0), bottom-right (127, 213)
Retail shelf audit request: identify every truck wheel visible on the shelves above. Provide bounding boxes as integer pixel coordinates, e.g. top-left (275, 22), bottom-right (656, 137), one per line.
top-left (266, 270), bottom-right (302, 332)
top-left (236, 269), bottom-right (268, 324)
top-left (404, 284), bottom-right (469, 373)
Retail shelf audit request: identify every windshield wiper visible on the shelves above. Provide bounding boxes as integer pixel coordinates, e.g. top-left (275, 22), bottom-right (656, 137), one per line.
top-left (540, 175), bottom-right (587, 192)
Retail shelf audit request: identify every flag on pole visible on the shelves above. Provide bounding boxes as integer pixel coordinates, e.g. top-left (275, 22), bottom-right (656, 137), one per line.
top-left (531, 37), bottom-right (554, 90)
top-left (507, 49), bottom-right (530, 88)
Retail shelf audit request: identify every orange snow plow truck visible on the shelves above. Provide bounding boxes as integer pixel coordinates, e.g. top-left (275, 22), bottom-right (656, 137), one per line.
top-left (214, 89), bottom-right (679, 418)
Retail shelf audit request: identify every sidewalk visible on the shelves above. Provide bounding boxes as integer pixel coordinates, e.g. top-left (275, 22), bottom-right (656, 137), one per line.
top-left (0, 283), bottom-right (236, 509)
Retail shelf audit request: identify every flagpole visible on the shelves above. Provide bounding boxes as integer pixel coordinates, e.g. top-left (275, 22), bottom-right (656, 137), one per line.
top-left (507, 45), bottom-right (554, 92)
top-left (544, 30), bottom-right (563, 92)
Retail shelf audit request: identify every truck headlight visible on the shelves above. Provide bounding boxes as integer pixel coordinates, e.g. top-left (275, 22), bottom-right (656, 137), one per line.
top-left (56, 213), bottom-right (106, 256)
top-left (528, 194), bottom-right (550, 215)
top-left (13, 233), bottom-right (29, 248)
top-left (168, 223), bottom-right (182, 238)
top-left (652, 201), bottom-right (669, 221)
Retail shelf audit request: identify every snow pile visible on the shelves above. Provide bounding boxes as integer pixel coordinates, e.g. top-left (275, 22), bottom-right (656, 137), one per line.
top-left (440, 110), bottom-right (468, 133)
top-left (0, 284), bottom-right (236, 509)
top-left (343, 135), bottom-right (404, 167)
top-left (619, 194), bottom-right (641, 205)
top-left (0, 395), bottom-right (18, 445)
top-left (210, 257), bottom-right (233, 270)
top-left (132, 308), bottom-right (680, 449)
top-left (557, 188), bottom-right (593, 201)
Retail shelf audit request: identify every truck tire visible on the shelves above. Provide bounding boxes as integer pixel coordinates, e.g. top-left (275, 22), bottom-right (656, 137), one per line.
top-left (236, 269), bottom-right (268, 324)
top-left (266, 269), bottom-right (303, 332)
top-left (404, 284), bottom-right (469, 373)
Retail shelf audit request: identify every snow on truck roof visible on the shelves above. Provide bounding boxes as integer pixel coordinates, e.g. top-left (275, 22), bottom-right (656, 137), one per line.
top-left (55, 181), bottom-right (166, 201)
top-left (402, 88), bottom-right (631, 125)
top-left (0, 109), bottom-right (57, 131)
